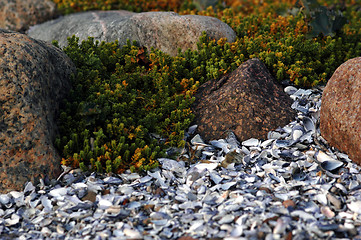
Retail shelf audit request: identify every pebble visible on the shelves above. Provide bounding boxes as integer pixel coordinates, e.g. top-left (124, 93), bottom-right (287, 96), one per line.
top-left (2, 85), bottom-right (361, 239)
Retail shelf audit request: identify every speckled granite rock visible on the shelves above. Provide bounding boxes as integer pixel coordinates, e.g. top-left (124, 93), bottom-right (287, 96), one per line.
top-left (27, 11), bottom-right (236, 56)
top-left (192, 58), bottom-right (296, 142)
top-left (320, 57), bottom-right (361, 165)
top-left (0, 29), bottom-right (76, 193)
top-left (0, 0), bottom-right (57, 32)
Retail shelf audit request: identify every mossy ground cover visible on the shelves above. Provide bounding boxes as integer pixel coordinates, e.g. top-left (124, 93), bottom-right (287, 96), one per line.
top-left (52, 0), bottom-right (361, 173)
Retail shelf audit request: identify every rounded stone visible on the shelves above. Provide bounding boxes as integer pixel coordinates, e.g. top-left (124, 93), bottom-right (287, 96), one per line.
top-left (320, 57), bottom-right (361, 166)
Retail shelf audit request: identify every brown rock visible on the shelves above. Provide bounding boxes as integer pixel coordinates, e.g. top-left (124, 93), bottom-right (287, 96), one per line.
top-left (82, 191), bottom-right (97, 203)
top-left (282, 199), bottom-right (296, 208)
top-left (0, 29), bottom-right (76, 193)
top-left (192, 58), bottom-right (296, 142)
top-left (0, 0), bottom-right (57, 32)
top-left (320, 57), bottom-right (361, 165)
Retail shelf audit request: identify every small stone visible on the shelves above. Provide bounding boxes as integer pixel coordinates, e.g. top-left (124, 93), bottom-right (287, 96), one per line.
top-left (283, 200), bottom-right (296, 208)
top-left (82, 191), bottom-right (97, 202)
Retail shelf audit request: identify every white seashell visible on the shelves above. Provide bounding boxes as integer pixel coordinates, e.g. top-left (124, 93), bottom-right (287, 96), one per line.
top-left (105, 205), bottom-right (121, 214)
top-left (148, 171), bottom-right (167, 188)
top-left (315, 193), bottom-right (328, 205)
top-left (202, 151), bottom-right (214, 156)
top-left (347, 201), bottom-right (361, 214)
top-left (242, 138), bottom-right (259, 147)
top-left (98, 198), bottom-right (112, 209)
top-left (32, 215), bottom-right (44, 224)
top-left (284, 86), bottom-right (298, 95)
top-left (0, 194), bottom-right (10, 205)
top-left (321, 206), bottom-right (335, 218)
top-left (210, 139), bottom-right (231, 153)
top-left (123, 228), bottom-right (143, 239)
top-left (103, 176), bottom-right (122, 185)
top-left (283, 126), bottom-right (293, 133)
top-left (274, 193), bottom-right (289, 201)
top-left (291, 101), bottom-right (308, 113)
top-left (159, 158), bottom-right (185, 173)
top-left (41, 227), bottom-right (52, 237)
top-left (197, 185), bottom-right (207, 195)
top-left (338, 212), bottom-right (354, 219)
top-left (152, 219), bottom-right (168, 226)
top-left (218, 214), bottom-right (234, 224)
top-left (175, 193), bottom-right (187, 202)
top-left (5, 214), bottom-right (20, 226)
top-left (223, 203), bottom-right (241, 212)
top-left (127, 201), bottom-right (141, 209)
top-left (292, 89), bottom-right (312, 97)
top-left (191, 134), bottom-right (208, 147)
top-left (273, 217), bottom-right (287, 234)
top-left (160, 229), bottom-right (173, 239)
top-left (291, 210), bottom-right (316, 221)
top-left (57, 225), bottom-right (65, 234)
top-left (239, 147), bottom-right (249, 156)
top-left (275, 139), bottom-right (294, 148)
top-left (291, 125), bottom-right (305, 141)
top-left (124, 172), bottom-right (141, 181)
top-left (326, 193), bottom-right (342, 209)
top-left (314, 150), bottom-right (334, 162)
top-left (302, 116), bottom-right (315, 132)
top-left (139, 176), bottom-right (152, 183)
top-left (261, 139), bottom-right (274, 148)
top-left (181, 214), bottom-right (194, 223)
top-left (221, 182), bottom-right (236, 190)
top-left (150, 212), bottom-right (170, 220)
top-left (335, 183), bottom-right (348, 194)
top-left (24, 182), bottom-right (35, 193)
top-left (268, 131), bottom-right (282, 139)
top-left (350, 167), bottom-right (359, 174)
top-left (320, 159), bottom-right (344, 172)
top-left (29, 199), bottom-right (40, 209)
top-left (230, 225), bottom-right (243, 237)
top-left (49, 187), bottom-right (68, 198)
top-left (118, 185), bottom-right (134, 195)
top-left (194, 163), bottom-right (218, 172)
top-left (9, 191), bottom-right (23, 199)
top-left (244, 176), bottom-right (256, 183)
top-left (179, 201), bottom-right (201, 210)
top-left (349, 180), bottom-right (359, 190)
top-left (40, 196), bottom-right (53, 211)
top-left (188, 220), bottom-right (204, 232)
top-left (188, 125), bottom-right (198, 134)
top-left (210, 172), bottom-right (223, 184)
top-left (72, 182), bottom-right (88, 189)
top-left (226, 131), bottom-right (240, 147)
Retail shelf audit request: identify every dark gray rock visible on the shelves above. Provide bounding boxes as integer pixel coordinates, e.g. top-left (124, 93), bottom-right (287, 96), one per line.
top-left (191, 58), bottom-right (297, 142)
top-left (0, 29), bottom-right (76, 193)
top-left (27, 10), bottom-right (236, 56)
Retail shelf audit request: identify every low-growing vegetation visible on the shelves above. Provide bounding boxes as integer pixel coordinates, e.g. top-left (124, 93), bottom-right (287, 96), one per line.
top-left (52, 0), bottom-right (361, 173)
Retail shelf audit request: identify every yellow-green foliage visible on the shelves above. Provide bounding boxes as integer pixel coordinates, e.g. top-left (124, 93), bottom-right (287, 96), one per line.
top-left (55, 36), bottom-right (209, 173)
top-left (54, 0), bottom-right (361, 173)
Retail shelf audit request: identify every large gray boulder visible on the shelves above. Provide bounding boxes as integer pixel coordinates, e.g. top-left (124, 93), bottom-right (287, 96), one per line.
top-left (0, 29), bottom-right (76, 193)
top-left (27, 10), bottom-right (236, 56)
